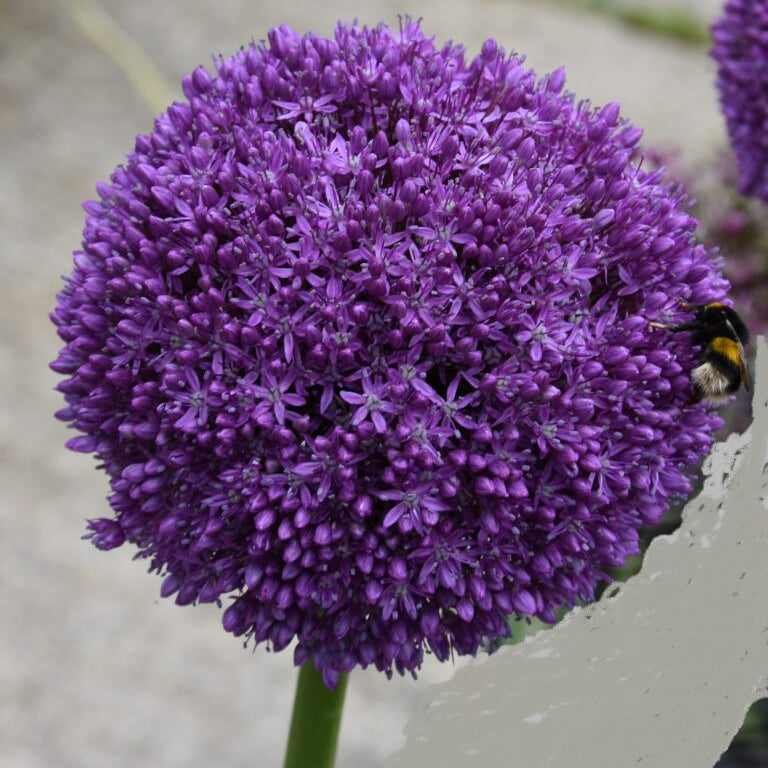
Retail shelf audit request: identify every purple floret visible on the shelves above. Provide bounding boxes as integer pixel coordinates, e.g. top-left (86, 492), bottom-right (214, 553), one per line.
top-left (52, 20), bottom-right (728, 687)
top-left (712, 0), bottom-right (768, 201)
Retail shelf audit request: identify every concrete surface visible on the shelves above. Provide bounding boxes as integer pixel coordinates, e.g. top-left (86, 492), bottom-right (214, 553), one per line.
top-left (0, 0), bottom-right (730, 766)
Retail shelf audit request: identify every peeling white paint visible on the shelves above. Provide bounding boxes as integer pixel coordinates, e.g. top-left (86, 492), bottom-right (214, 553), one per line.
top-left (388, 339), bottom-right (768, 768)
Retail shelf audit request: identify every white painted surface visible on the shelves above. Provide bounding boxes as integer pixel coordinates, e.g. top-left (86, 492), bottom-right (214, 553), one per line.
top-left (389, 340), bottom-right (768, 768)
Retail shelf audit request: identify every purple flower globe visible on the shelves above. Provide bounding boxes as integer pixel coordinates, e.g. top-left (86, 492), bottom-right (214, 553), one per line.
top-left (52, 21), bottom-right (728, 687)
top-left (712, 0), bottom-right (768, 201)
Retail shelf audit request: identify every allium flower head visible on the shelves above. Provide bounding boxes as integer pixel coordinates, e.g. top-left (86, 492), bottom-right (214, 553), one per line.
top-left (52, 20), bottom-right (728, 686)
top-left (712, 0), bottom-right (768, 201)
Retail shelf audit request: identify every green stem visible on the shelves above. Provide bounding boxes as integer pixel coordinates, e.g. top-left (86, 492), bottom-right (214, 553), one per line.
top-left (283, 661), bottom-right (349, 768)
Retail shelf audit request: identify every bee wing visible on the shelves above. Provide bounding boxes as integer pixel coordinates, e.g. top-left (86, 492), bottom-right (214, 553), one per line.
top-left (740, 348), bottom-right (753, 392)
top-left (725, 319), bottom-right (752, 391)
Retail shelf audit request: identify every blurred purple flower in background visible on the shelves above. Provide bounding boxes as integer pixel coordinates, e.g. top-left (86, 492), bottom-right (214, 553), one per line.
top-left (712, 0), bottom-right (768, 202)
top-left (642, 144), bottom-right (768, 339)
top-left (51, 20), bottom-right (729, 687)
top-left (692, 152), bottom-right (768, 336)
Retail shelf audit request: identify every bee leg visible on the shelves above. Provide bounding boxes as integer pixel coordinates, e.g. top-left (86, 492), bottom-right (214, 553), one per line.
top-left (650, 320), bottom-right (703, 333)
top-left (686, 382), bottom-right (709, 406)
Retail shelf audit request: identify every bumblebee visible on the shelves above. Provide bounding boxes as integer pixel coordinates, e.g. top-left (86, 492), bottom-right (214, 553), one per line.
top-left (650, 301), bottom-right (751, 403)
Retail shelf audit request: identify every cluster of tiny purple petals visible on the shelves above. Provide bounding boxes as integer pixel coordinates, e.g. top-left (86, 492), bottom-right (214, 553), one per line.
top-left (712, 0), bottom-right (768, 202)
top-left (52, 21), bottom-right (728, 687)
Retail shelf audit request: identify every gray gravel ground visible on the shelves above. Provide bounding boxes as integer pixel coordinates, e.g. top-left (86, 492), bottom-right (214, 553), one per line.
top-left (1, 0), bottom-right (730, 765)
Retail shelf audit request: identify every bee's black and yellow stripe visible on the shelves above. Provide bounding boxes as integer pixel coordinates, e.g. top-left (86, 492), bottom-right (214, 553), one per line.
top-left (708, 336), bottom-right (743, 369)
top-left (652, 301), bottom-right (750, 402)
top-left (695, 335), bottom-right (745, 398)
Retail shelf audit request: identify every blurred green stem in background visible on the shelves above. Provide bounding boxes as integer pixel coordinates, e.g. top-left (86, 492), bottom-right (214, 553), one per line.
top-left (284, 661), bottom-right (349, 768)
top-left (59, 0), bottom-right (176, 114)
top-left (544, 0), bottom-right (711, 45)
